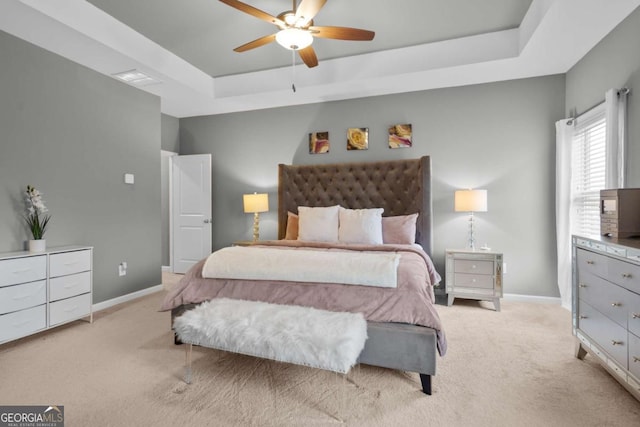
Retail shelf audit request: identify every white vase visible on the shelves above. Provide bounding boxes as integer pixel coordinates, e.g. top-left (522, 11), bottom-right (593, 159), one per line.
top-left (28, 239), bottom-right (46, 252)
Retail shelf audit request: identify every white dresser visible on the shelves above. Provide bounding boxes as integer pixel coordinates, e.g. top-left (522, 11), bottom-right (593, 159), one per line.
top-left (573, 235), bottom-right (640, 401)
top-left (0, 245), bottom-right (92, 344)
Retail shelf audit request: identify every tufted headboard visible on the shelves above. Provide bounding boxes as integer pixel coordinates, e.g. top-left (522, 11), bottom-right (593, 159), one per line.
top-left (277, 156), bottom-right (433, 255)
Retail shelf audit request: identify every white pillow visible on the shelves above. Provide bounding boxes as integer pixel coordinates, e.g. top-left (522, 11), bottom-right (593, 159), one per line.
top-left (297, 205), bottom-right (340, 242)
top-left (338, 207), bottom-right (384, 244)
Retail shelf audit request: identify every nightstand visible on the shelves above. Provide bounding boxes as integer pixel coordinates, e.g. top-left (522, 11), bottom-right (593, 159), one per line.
top-left (445, 249), bottom-right (503, 311)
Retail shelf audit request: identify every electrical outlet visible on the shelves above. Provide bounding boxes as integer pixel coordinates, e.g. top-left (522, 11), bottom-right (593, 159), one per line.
top-left (118, 262), bottom-right (127, 276)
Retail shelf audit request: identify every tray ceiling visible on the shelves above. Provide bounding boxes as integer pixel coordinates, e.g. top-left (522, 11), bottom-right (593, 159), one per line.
top-left (1, 0), bottom-right (639, 117)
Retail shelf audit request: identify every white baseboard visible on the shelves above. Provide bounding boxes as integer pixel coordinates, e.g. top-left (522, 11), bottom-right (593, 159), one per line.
top-left (162, 265), bottom-right (171, 272)
top-left (92, 284), bottom-right (164, 313)
top-left (503, 293), bottom-right (562, 305)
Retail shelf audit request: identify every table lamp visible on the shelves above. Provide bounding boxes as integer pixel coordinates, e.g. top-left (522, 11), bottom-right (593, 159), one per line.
top-left (243, 193), bottom-right (269, 241)
top-left (454, 189), bottom-right (488, 250)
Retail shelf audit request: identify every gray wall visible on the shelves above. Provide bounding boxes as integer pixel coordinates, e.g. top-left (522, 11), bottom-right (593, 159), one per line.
top-left (0, 30), bottom-right (161, 303)
top-left (566, 6), bottom-right (640, 187)
top-left (161, 114), bottom-right (180, 153)
top-left (180, 75), bottom-right (565, 298)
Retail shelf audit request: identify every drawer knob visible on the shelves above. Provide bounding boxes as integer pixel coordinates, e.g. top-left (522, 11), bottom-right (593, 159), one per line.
top-left (471, 264), bottom-right (477, 269)
top-left (611, 302), bottom-right (622, 307)
top-left (579, 283), bottom-right (587, 288)
top-left (611, 340), bottom-right (623, 346)
top-left (471, 278), bottom-right (477, 283)
top-left (579, 315), bottom-right (588, 319)
top-left (586, 260), bottom-right (595, 265)
top-left (634, 357), bottom-right (640, 363)
top-left (633, 313), bottom-right (640, 319)
top-left (622, 273), bottom-right (632, 279)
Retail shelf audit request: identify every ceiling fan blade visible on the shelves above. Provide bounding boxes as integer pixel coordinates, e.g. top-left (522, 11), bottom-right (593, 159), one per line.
top-left (309, 26), bottom-right (375, 41)
top-left (219, 0), bottom-right (285, 27)
top-left (298, 45), bottom-right (319, 68)
top-left (233, 34), bottom-right (277, 52)
top-left (294, 0), bottom-right (327, 25)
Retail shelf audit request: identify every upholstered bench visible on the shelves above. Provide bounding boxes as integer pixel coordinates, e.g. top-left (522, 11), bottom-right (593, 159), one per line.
top-left (173, 298), bottom-right (368, 384)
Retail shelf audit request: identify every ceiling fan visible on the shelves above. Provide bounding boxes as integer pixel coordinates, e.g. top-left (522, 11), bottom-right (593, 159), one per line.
top-left (219, 0), bottom-right (375, 68)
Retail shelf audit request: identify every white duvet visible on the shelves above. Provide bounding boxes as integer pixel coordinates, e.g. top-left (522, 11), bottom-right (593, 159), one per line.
top-left (202, 246), bottom-right (400, 288)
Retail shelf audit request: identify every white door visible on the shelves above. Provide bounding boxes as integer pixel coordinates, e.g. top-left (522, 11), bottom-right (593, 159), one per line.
top-left (171, 154), bottom-right (212, 274)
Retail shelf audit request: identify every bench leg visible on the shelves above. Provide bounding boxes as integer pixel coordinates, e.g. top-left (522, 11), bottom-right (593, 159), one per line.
top-left (184, 343), bottom-right (193, 384)
top-left (419, 374), bottom-right (431, 395)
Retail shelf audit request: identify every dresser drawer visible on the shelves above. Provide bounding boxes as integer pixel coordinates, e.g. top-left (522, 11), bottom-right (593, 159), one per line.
top-left (578, 272), bottom-right (631, 328)
top-left (608, 256), bottom-right (640, 293)
top-left (629, 333), bottom-right (640, 380)
top-left (454, 259), bottom-right (493, 275)
top-left (453, 273), bottom-right (494, 289)
top-left (0, 280), bottom-right (46, 315)
top-left (0, 255), bottom-right (46, 288)
top-left (576, 248), bottom-right (608, 279)
top-left (50, 250), bottom-right (91, 278)
top-left (0, 304), bottom-right (46, 343)
top-left (578, 300), bottom-right (628, 367)
top-left (50, 271), bottom-right (91, 302)
top-left (629, 296), bottom-right (640, 338)
top-left (49, 293), bottom-right (91, 327)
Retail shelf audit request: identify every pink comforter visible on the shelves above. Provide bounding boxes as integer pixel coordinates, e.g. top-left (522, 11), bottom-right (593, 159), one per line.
top-left (161, 240), bottom-right (447, 355)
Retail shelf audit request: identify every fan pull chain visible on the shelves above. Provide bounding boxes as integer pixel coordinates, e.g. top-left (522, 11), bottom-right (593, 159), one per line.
top-left (291, 49), bottom-right (296, 93)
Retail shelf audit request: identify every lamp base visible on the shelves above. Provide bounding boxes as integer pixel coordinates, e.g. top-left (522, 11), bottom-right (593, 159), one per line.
top-left (252, 212), bottom-right (260, 242)
top-left (467, 212), bottom-right (476, 251)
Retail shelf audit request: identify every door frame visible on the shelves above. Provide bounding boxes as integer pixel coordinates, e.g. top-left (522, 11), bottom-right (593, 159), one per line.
top-left (162, 150), bottom-right (178, 272)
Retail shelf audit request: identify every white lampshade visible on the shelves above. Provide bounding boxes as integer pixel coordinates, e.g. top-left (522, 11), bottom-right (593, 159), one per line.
top-left (243, 193), bottom-right (269, 213)
top-left (275, 28), bottom-right (313, 50)
top-left (454, 189), bottom-right (488, 212)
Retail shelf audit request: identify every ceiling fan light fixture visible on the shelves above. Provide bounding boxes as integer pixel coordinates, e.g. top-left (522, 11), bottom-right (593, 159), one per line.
top-left (275, 28), bottom-right (313, 50)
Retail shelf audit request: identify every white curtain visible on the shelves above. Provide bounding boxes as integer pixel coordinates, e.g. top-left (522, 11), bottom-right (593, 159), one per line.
top-left (605, 88), bottom-right (629, 188)
top-left (555, 119), bottom-right (574, 309)
top-left (555, 88), bottom-right (629, 309)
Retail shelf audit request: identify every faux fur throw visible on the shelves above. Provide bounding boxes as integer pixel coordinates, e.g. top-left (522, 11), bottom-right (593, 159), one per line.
top-left (202, 246), bottom-right (400, 288)
top-left (173, 298), bottom-right (368, 374)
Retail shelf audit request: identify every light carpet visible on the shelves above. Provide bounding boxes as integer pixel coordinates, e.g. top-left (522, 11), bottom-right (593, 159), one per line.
top-left (1, 287), bottom-right (639, 426)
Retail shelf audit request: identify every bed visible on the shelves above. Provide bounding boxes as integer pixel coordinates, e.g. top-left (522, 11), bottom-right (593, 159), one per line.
top-left (162, 156), bottom-right (446, 394)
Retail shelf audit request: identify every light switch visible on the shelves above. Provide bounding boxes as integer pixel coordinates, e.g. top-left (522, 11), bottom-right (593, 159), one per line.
top-left (124, 173), bottom-right (135, 185)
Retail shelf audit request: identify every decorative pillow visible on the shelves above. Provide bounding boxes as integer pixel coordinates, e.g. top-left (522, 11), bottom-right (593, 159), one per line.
top-left (297, 205), bottom-right (340, 242)
top-left (338, 207), bottom-right (384, 245)
top-left (284, 211), bottom-right (299, 240)
top-left (382, 213), bottom-right (419, 244)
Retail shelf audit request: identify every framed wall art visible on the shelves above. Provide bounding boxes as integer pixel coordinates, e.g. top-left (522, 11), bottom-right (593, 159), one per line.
top-left (347, 127), bottom-right (368, 150)
top-left (388, 124), bottom-right (412, 148)
top-left (309, 131), bottom-right (329, 154)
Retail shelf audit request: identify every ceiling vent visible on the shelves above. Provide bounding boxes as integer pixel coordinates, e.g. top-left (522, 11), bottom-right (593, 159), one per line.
top-left (112, 69), bottom-right (161, 86)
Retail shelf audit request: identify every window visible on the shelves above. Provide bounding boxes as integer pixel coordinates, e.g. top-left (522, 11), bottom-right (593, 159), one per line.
top-left (571, 104), bottom-right (606, 237)
top-left (556, 88), bottom-right (627, 308)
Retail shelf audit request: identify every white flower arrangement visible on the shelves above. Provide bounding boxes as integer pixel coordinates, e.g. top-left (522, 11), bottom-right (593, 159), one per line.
top-left (24, 185), bottom-right (51, 240)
